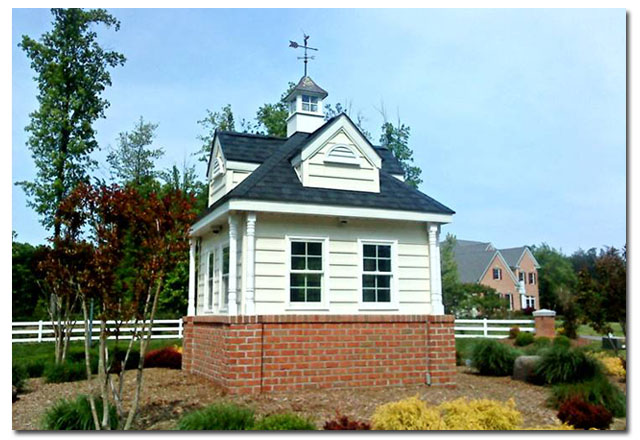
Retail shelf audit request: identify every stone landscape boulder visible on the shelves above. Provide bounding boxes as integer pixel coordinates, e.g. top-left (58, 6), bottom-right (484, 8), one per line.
top-left (512, 355), bottom-right (541, 382)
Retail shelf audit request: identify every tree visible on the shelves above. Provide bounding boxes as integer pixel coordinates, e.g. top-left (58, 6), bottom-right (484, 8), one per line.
top-left (107, 116), bottom-right (164, 192)
top-left (195, 104), bottom-right (235, 163)
top-left (440, 233), bottom-right (465, 315)
top-left (576, 246), bottom-right (626, 337)
top-left (458, 283), bottom-right (508, 318)
top-left (254, 82), bottom-right (295, 137)
top-left (17, 8), bottom-right (126, 237)
top-left (531, 243), bottom-right (577, 312)
top-left (12, 234), bottom-right (48, 320)
top-left (379, 119), bottom-right (422, 188)
top-left (570, 247), bottom-right (598, 277)
top-left (53, 182), bottom-right (196, 429)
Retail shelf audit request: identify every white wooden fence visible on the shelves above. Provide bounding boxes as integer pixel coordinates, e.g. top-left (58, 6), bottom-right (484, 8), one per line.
top-left (12, 319), bottom-right (183, 343)
top-left (454, 319), bottom-right (535, 339)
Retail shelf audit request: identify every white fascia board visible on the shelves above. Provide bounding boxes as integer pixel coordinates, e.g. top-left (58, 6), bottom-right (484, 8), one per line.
top-left (190, 201), bottom-right (230, 236)
top-left (392, 174), bottom-right (405, 181)
top-left (523, 247), bottom-right (541, 269)
top-left (226, 161), bottom-right (260, 172)
top-left (229, 199), bottom-right (453, 224)
top-left (300, 115), bottom-right (382, 169)
top-left (477, 251), bottom-right (520, 285)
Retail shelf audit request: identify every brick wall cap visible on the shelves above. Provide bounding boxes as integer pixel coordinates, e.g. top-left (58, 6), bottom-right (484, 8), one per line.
top-left (532, 309), bottom-right (556, 317)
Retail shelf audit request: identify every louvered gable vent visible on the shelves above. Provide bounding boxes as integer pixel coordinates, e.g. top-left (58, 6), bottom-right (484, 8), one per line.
top-left (324, 144), bottom-right (359, 166)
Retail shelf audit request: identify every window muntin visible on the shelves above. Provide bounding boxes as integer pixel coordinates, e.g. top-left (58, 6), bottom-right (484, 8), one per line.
top-left (519, 272), bottom-right (525, 283)
top-left (493, 268), bottom-right (502, 280)
top-left (525, 295), bottom-right (535, 309)
top-left (290, 241), bottom-right (323, 302)
top-left (221, 246), bottom-right (229, 310)
top-left (301, 95), bottom-right (318, 112)
top-left (362, 244), bottom-right (392, 303)
top-left (529, 272), bottom-right (536, 284)
top-left (207, 251), bottom-right (215, 310)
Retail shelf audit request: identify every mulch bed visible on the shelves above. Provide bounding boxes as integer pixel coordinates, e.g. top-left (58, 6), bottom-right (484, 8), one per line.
top-left (12, 366), bottom-right (625, 430)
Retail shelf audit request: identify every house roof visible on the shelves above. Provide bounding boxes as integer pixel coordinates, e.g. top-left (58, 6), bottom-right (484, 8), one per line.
top-left (455, 239), bottom-right (493, 250)
top-left (453, 245), bottom-right (498, 283)
top-left (196, 115), bottom-right (455, 222)
top-left (285, 76), bottom-right (329, 100)
top-left (500, 246), bottom-right (540, 269)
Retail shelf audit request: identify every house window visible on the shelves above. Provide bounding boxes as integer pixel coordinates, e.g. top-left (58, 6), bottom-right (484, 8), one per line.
top-left (290, 241), bottom-right (323, 302)
top-left (529, 272), bottom-right (536, 284)
top-left (221, 247), bottom-right (229, 310)
top-left (502, 293), bottom-right (513, 310)
top-left (362, 244), bottom-right (392, 302)
top-left (493, 268), bottom-right (502, 280)
top-left (206, 251), bottom-right (215, 311)
top-left (525, 296), bottom-right (535, 309)
top-left (519, 272), bottom-right (525, 283)
top-left (301, 95), bottom-right (318, 112)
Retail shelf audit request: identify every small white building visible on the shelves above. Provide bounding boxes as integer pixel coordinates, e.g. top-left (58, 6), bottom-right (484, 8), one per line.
top-left (187, 76), bottom-right (454, 317)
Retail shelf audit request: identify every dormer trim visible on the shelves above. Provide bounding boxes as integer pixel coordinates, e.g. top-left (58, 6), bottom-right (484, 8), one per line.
top-left (299, 114), bottom-right (382, 169)
top-left (206, 134), bottom-right (227, 180)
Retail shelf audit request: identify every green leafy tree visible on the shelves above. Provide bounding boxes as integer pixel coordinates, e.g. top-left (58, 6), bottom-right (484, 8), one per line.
top-left (17, 8), bottom-right (126, 238)
top-left (531, 243), bottom-right (577, 312)
top-left (254, 82), bottom-right (295, 137)
top-left (107, 116), bottom-right (163, 192)
top-left (12, 234), bottom-right (49, 320)
top-left (195, 105), bottom-right (235, 163)
top-left (379, 119), bottom-right (422, 188)
top-left (458, 283), bottom-right (508, 318)
top-left (570, 247), bottom-right (598, 277)
top-left (440, 233), bottom-right (465, 315)
top-left (576, 246), bottom-right (626, 336)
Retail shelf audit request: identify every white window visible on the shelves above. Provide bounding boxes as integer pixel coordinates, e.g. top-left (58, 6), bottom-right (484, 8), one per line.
top-left (290, 241), bottom-right (323, 302)
top-left (519, 272), bottom-right (525, 283)
top-left (525, 296), bottom-right (535, 309)
top-left (362, 244), bottom-right (392, 302)
top-left (220, 246), bottom-right (229, 310)
top-left (493, 268), bottom-right (502, 280)
top-left (206, 251), bottom-right (215, 311)
top-left (529, 272), bottom-right (536, 285)
top-left (301, 95), bottom-right (318, 112)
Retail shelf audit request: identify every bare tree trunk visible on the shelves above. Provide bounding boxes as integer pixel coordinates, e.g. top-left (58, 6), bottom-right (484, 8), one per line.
top-left (123, 276), bottom-right (163, 430)
top-left (110, 320), bottom-right (139, 425)
top-left (81, 297), bottom-right (101, 430)
top-left (98, 320), bottom-right (111, 430)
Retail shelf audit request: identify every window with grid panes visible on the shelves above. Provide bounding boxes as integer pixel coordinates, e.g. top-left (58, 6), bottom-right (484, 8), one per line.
top-left (301, 95), bottom-right (318, 112)
top-left (207, 251), bottom-right (215, 310)
top-left (362, 244), bottom-right (392, 302)
top-left (290, 241), bottom-right (323, 302)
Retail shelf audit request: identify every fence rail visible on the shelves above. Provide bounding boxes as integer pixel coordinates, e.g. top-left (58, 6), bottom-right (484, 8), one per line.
top-left (12, 319), bottom-right (183, 343)
top-left (454, 318), bottom-right (535, 339)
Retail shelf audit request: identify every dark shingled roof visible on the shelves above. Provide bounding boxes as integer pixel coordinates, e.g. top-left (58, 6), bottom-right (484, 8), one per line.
top-left (197, 115), bottom-right (454, 221)
top-left (216, 131), bottom-right (285, 163)
top-left (285, 76), bottom-right (329, 100)
top-left (453, 245), bottom-right (497, 283)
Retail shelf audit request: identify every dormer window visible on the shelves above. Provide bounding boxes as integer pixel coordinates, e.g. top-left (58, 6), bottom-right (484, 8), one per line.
top-left (302, 95), bottom-right (318, 112)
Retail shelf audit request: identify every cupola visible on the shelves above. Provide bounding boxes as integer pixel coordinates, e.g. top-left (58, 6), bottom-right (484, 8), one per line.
top-left (285, 76), bottom-right (328, 137)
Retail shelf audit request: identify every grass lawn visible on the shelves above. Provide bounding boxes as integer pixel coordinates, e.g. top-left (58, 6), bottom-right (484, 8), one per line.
top-left (13, 338), bottom-right (182, 366)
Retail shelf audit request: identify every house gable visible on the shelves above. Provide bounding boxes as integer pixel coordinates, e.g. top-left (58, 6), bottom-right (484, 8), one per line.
top-left (293, 115), bottom-right (382, 193)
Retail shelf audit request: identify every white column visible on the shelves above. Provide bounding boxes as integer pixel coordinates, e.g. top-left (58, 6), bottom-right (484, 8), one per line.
top-left (245, 213), bottom-right (256, 315)
top-left (187, 238), bottom-right (196, 316)
top-left (228, 216), bottom-right (238, 315)
top-left (428, 223), bottom-right (444, 315)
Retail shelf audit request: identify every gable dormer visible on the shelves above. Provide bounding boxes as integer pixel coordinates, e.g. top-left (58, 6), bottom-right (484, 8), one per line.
top-left (291, 114), bottom-right (382, 193)
top-left (207, 133), bottom-right (258, 207)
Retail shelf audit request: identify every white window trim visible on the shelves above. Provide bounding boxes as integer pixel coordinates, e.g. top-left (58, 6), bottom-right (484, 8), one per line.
top-left (204, 248), bottom-right (216, 314)
top-left (357, 238), bottom-right (399, 311)
top-left (284, 235), bottom-right (330, 311)
top-left (217, 240), bottom-right (230, 313)
top-left (525, 295), bottom-right (536, 309)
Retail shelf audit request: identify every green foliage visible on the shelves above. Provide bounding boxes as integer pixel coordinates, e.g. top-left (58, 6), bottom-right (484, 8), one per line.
top-left (440, 234), bottom-right (464, 315)
top-left (195, 104), bottom-right (236, 162)
top-left (549, 376), bottom-right (626, 418)
top-left (379, 119), bottom-right (422, 188)
top-left (438, 397), bottom-right (522, 430)
top-left (371, 396), bottom-right (446, 430)
top-left (534, 346), bottom-right (601, 385)
top-left (514, 332), bottom-right (535, 347)
top-left (17, 8), bottom-right (126, 234)
top-left (524, 337), bottom-right (552, 355)
top-left (177, 403), bottom-right (255, 430)
top-left (25, 359), bottom-right (48, 378)
top-left (553, 335), bottom-right (572, 349)
top-left (43, 361), bottom-right (87, 383)
top-left (12, 237), bottom-right (49, 320)
top-left (458, 283), bottom-right (509, 318)
top-left (531, 244), bottom-right (577, 312)
top-left (471, 339), bottom-right (520, 376)
top-left (254, 82), bottom-right (295, 137)
top-left (252, 413), bottom-right (316, 430)
top-left (13, 364), bottom-right (28, 393)
top-left (107, 116), bottom-right (164, 193)
top-left (41, 395), bottom-right (118, 430)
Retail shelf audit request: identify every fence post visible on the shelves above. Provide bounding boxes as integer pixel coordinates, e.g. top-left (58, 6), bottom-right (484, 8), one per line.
top-left (483, 318), bottom-right (488, 337)
top-left (38, 320), bottom-right (43, 342)
top-left (178, 319), bottom-right (183, 338)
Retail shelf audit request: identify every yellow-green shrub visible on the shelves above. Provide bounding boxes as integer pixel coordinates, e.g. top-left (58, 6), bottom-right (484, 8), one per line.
top-left (589, 352), bottom-right (625, 380)
top-left (371, 396), bottom-right (446, 430)
top-left (438, 398), bottom-right (522, 430)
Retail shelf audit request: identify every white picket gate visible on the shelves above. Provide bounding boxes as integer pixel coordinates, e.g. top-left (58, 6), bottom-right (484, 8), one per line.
top-left (12, 319), bottom-right (183, 343)
top-left (454, 318), bottom-right (535, 339)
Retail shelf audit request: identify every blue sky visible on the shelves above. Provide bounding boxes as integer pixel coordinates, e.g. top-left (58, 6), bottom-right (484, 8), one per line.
top-left (12, 8), bottom-right (626, 254)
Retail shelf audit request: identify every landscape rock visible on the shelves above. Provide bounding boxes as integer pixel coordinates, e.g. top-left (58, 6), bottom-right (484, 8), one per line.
top-left (512, 356), bottom-right (541, 382)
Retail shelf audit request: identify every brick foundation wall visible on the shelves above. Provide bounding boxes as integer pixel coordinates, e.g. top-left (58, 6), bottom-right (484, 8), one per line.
top-left (182, 314), bottom-right (455, 394)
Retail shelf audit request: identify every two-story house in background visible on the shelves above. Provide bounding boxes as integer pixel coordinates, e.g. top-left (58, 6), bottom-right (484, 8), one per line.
top-left (452, 240), bottom-right (540, 311)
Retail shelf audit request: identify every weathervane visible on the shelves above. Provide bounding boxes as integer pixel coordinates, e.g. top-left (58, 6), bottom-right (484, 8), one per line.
top-left (289, 33), bottom-right (318, 77)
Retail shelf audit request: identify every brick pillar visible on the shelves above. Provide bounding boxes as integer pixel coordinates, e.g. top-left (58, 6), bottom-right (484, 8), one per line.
top-left (182, 316), bottom-right (195, 373)
top-left (427, 315), bottom-right (456, 388)
top-left (533, 309), bottom-right (556, 338)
